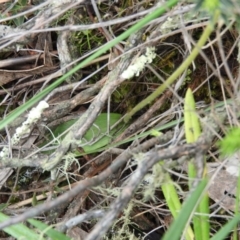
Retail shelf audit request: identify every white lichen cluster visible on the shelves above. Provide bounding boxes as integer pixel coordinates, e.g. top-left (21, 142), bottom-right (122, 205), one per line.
top-left (121, 47), bottom-right (156, 79)
top-left (160, 17), bottom-right (174, 34)
top-left (0, 101), bottom-right (49, 159)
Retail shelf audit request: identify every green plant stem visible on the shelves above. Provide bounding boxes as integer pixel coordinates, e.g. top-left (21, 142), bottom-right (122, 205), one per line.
top-left (184, 88), bottom-right (209, 240)
top-left (163, 180), bottom-right (208, 240)
top-left (0, 0), bottom-right (179, 131)
top-left (123, 15), bottom-right (217, 123)
top-left (0, 212), bottom-right (42, 240)
top-left (161, 173), bottom-right (194, 240)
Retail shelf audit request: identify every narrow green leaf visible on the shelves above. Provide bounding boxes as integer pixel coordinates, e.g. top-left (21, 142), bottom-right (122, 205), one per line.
top-left (161, 174), bottom-right (182, 218)
top-left (28, 219), bottom-right (71, 240)
top-left (211, 214), bottom-right (240, 240)
top-left (160, 168), bottom-right (194, 240)
top-left (162, 180), bottom-right (207, 240)
top-left (0, 212), bottom-right (43, 240)
top-left (184, 88), bottom-right (209, 240)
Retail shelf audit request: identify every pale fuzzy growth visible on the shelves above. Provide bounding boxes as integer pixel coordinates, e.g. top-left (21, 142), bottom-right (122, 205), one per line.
top-left (12, 101), bottom-right (49, 145)
top-left (52, 152), bottom-right (80, 183)
top-left (160, 17), bottom-right (174, 34)
top-left (94, 185), bottom-right (121, 197)
top-left (104, 202), bottom-right (136, 240)
top-left (142, 164), bottom-right (163, 202)
top-left (0, 101), bottom-right (49, 159)
top-left (121, 47), bottom-right (156, 79)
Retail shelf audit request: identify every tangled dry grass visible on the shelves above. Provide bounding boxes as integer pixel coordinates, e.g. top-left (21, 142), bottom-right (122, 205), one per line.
top-left (0, 0), bottom-right (240, 239)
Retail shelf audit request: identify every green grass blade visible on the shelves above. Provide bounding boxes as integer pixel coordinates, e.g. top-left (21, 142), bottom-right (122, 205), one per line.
top-left (161, 173), bottom-right (194, 240)
top-left (0, 212), bottom-right (43, 240)
top-left (184, 88), bottom-right (209, 240)
top-left (211, 214), bottom-right (240, 240)
top-left (161, 174), bottom-right (182, 218)
top-left (28, 219), bottom-right (71, 240)
top-left (162, 179), bottom-right (208, 240)
top-left (184, 88), bottom-right (200, 184)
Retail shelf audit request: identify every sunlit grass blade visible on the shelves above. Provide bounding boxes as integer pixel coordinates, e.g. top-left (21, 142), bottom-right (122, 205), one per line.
top-left (184, 88), bottom-right (209, 240)
top-left (162, 179), bottom-right (207, 240)
top-left (161, 172), bottom-right (194, 240)
top-left (184, 88), bottom-right (201, 183)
